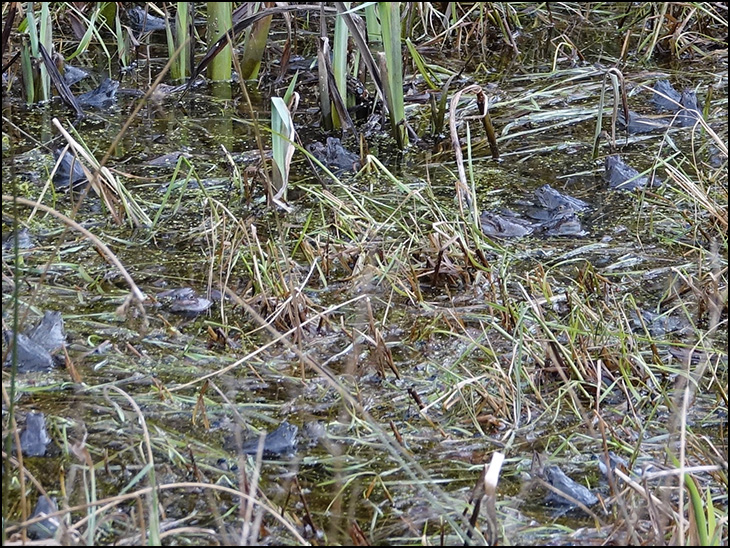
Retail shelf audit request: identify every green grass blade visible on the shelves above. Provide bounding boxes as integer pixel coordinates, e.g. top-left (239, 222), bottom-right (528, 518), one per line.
top-left (379, 2), bottom-right (408, 147)
top-left (271, 96), bottom-right (296, 205)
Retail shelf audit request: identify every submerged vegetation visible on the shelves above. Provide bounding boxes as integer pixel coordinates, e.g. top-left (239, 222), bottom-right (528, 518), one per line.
top-left (2, 2), bottom-right (727, 546)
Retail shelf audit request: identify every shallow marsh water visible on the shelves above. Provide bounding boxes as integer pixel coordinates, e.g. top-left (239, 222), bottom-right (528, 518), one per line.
top-left (3, 25), bottom-right (728, 547)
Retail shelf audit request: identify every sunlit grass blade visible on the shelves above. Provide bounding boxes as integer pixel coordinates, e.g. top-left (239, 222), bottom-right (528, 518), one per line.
top-left (271, 96), bottom-right (296, 209)
top-left (332, 3), bottom-right (349, 127)
top-left (114, 4), bottom-right (130, 69)
top-left (207, 2), bottom-right (233, 81)
top-left (365, 2), bottom-right (382, 44)
top-left (334, 2), bottom-right (385, 105)
top-left (167, 2), bottom-right (192, 81)
top-left (64, 4), bottom-right (100, 61)
top-left (379, 2), bottom-right (408, 148)
top-left (406, 37), bottom-right (440, 89)
top-left (38, 2), bottom-right (52, 101)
